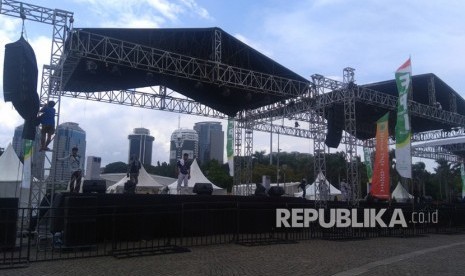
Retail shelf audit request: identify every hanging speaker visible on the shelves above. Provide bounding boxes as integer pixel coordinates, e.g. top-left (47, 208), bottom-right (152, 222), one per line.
top-left (3, 36), bottom-right (39, 120)
top-left (325, 108), bottom-right (343, 148)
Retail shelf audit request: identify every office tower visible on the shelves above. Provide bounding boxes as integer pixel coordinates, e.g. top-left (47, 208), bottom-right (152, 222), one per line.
top-left (86, 156), bottom-right (101, 180)
top-left (49, 122), bottom-right (86, 190)
top-left (169, 128), bottom-right (198, 164)
top-left (193, 122), bottom-right (224, 165)
top-left (12, 124), bottom-right (45, 180)
top-left (128, 128), bottom-right (154, 166)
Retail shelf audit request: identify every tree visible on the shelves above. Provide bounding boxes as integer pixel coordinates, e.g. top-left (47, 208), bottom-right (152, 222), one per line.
top-left (103, 162), bottom-right (127, 173)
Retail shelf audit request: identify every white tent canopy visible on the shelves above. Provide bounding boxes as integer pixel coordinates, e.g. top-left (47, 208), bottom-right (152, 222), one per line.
top-left (168, 159), bottom-right (224, 194)
top-left (0, 143), bottom-right (28, 207)
top-left (107, 165), bottom-right (163, 194)
top-left (294, 172), bottom-right (341, 200)
top-left (392, 182), bottom-right (414, 202)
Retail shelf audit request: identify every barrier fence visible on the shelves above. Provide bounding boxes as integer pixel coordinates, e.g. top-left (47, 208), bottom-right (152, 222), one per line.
top-left (1, 196), bottom-right (465, 269)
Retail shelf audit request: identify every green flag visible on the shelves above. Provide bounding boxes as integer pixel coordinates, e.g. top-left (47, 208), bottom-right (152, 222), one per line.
top-left (395, 58), bottom-right (412, 178)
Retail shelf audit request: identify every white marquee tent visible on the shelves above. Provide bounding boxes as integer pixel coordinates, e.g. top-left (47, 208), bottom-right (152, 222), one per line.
top-left (106, 165), bottom-right (163, 194)
top-left (167, 159), bottom-right (224, 194)
top-left (294, 172), bottom-right (341, 200)
top-left (392, 182), bottom-right (414, 202)
top-left (0, 144), bottom-right (28, 206)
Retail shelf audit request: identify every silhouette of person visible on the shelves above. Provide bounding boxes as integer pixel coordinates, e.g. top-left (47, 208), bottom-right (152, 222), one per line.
top-left (127, 154), bottom-right (142, 185)
top-left (176, 153), bottom-right (191, 193)
top-left (38, 101), bottom-right (56, 151)
top-left (57, 147), bottom-right (82, 193)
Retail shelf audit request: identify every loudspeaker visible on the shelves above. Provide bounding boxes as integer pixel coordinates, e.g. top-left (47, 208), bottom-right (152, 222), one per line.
top-left (3, 36), bottom-right (39, 120)
top-left (0, 198), bottom-right (18, 250)
top-left (82, 180), bottom-right (106, 194)
top-left (267, 186), bottom-right (285, 197)
top-left (325, 109), bottom-right (342, 148)
top-left (193, 183), bottom-right (213, 195)
top-left (63, 196), bottom-right (97, 247)
top-left (255, 183), bottom-right (267, 196)
top-left (124, 180), bottom-right (136, 194)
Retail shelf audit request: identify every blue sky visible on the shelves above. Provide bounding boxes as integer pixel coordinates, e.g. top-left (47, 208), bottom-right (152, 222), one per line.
top-left (1, 0), bottom-right (465, 167)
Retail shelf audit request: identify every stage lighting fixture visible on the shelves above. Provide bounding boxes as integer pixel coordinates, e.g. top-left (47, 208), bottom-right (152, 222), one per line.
top-left (295, 122), bottom-right (300, 128)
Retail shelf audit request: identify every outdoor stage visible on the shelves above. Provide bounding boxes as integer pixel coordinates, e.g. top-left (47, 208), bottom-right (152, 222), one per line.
top-left (44, 193), bottom-right (465, 246)
top-left (2, 193), bottom-right (465, 268)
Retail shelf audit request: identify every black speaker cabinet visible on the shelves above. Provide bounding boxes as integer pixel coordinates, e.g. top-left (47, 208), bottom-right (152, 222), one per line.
top-left (82, 180), bottom-right (107, 194)
top-left (193, 183), bottom-right (213, 195)
top-left (268, 186), bottom-right (285, 197)
top-left (63, 196), bottom-right (97, 247)
top-left (255, 183), bottom-right (267, 196)
top-left (0, 198), bottom-right (18, 250)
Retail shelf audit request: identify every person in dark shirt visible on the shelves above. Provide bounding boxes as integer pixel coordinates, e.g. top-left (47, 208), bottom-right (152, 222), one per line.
top-left (299, 178), bottom-right (308, 199)
top-left (127, 154), bottom-right (142, 185)
top-left (38, 101), bottom-right (56, 151)
top-left (176, 153), bottom-right (191, 193)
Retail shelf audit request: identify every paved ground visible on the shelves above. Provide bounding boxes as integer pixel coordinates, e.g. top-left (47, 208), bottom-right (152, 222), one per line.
top-left (3, 233), bottom-right (465, 276)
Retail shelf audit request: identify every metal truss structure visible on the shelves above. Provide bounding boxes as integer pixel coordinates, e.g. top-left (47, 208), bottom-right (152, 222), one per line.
top-left (3, 0), bottom-right (465, 209)
top-left (1, 0), bottom-right (74, 211)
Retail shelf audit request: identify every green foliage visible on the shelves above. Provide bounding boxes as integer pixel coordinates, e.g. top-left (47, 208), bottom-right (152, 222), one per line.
top-left (200, 160), bottom-right (233, 192)
top-left (146, 162), bottom-right (176, 178)
top-left (103, 161), bottom-right (127, 173)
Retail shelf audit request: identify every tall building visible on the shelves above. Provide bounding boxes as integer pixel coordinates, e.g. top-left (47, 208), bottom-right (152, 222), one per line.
top-left (49, 122), bottom-right (86, 190)
top-left (169, 128), bottom-right (198, 164)
top-left (12, 124), bottom-right (45, 180)
top-left (128, 128), bottom-right (154, 166)
top-left (193, 122), bottom-right (224, 165)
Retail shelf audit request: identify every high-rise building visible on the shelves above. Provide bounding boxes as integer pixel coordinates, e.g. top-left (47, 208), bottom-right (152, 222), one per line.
top-left (128, 128), bottom-right (154, 166)
top-left (169, 128), bottom-right (198, 164)
top-left (12, 124), bottom-right (45, 180)
top-left (49, 122), bottom-right (86, 190)
top-left (193, 122), bottom-right (224, 165)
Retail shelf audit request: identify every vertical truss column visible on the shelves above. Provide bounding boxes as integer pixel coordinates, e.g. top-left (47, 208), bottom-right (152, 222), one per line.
top-left (244, 115), bottom-right (254, 195)
top-left (233, 119), bottom-right (243, 194)
top-left (343, 67), bottom-right (359, 205)
top-left (427, 75), bottom-right (436, 106)
top-left (310, 75), bottom-right (327, 206)
top-left (35, 10), bottom-right (74, 209)
top-left (212, 28), bottom-right (222, 82)
top-left (159, 86), bottom-right (167, 110)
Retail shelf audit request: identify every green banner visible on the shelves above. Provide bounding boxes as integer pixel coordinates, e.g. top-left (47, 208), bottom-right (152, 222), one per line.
top-left (21, 139), bottom-right (33, 189)
top-left (395, 58), bottom-right (412, 179)
top-left (363, 147), bottom-right (373, 183)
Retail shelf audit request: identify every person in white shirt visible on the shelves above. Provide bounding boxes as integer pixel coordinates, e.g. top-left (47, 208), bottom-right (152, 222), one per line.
top-left (57, 147), bottom-right (82, 193)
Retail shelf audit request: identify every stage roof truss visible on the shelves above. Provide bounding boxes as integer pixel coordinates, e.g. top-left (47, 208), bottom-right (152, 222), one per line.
top-left (60, 29), bottom-right (311, 116)
top-left (59, 87), bottom-right (228, 119)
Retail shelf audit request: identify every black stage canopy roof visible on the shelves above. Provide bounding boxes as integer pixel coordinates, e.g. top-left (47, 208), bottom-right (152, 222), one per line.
top-left (325, 73), bottom-right (465, 140)
top-left (62, 27), bottom-right (309, 116)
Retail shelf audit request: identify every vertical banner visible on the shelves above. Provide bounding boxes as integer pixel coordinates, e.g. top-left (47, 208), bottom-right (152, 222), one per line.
top-left (395, 58), bottom-right (412, 179)
top-left (21, 139), bottom-right (33, 189)
top-left (226, 118), bottom-right (234, 176)
top-left (461, 163), bottom-right (465, 199)
top-left (363, 147), bottom-right (373, 183)
top-left (371, 113), bottom-right (390, 199)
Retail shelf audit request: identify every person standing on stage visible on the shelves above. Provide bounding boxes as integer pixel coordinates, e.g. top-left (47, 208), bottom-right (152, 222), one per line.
top-left (299, 178), bottom-right (308, 199)
top-left (127, 154), bottom-right (142, 185)
top-left (176, 153), bottom-right (191, 193)
top-left (38, 100), bottom-right (56, 151)
top-left (57, 147), bottom-right (82, 193)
